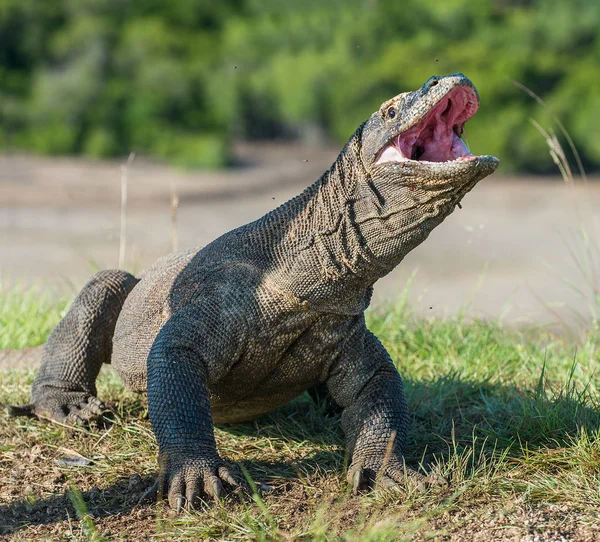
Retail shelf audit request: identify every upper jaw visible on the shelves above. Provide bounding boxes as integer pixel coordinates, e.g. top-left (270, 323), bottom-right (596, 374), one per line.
top-left (375, 85), bottom-right (479, 166)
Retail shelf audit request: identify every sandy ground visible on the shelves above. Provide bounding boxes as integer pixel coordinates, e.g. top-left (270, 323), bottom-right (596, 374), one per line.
top-left (1, 144), bottom-right (599, 339)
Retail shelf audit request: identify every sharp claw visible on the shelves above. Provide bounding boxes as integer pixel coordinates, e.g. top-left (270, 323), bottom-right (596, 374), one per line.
top-left (224, 475), bottom-right (238, 487)
top-left (259, 484), bottom-right (275, 494)
top-left (218, 466), bottom-right (239, 487)
top-left (186, 491), bottom-right (198, 510)
top-left (138, 480), bottom-right (159, 505)
top-left (76, 408), bottom-right (96, 420)
top-left (67, 414), bottom-right (85, 426)
top-left (162, 461), bottom-right (247, 510)
top-left (85, 407), bottom-right (103, 419)
top-left (205, 475), bottom-right (224, 500)
top-left (426, 473), bottom-right (449, 488)
top-left (377, 475), bottom-right (401, 491)
top-left (7, 393), bottom-right (105, 425)
top-left (212, 479), bottom-right (223, 500)
top-left (409, 476), bottom-right (428, 493)
top-left (88, 396), bottom-right (103, 407)
top-left (352, 469), bottom-right (363, 494)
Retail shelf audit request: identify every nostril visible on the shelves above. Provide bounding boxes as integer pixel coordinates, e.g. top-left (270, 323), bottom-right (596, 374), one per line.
top-left (429, 79), bottom-right (439, 88)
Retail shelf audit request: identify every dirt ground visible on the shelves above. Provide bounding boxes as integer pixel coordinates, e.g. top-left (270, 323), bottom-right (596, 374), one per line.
top-left (1, 144), bottom-right (599, 338)
top-left (2, 375), bottom-right (599, 542)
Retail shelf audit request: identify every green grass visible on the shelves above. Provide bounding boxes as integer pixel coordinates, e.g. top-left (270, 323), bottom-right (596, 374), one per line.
top-left (0, 284), bottom-right (70, 350)
top-left (1, 287), bottom-right (600, 540)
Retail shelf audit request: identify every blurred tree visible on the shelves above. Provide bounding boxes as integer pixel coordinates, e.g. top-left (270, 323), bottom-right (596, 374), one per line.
top-left (0, 0), bottom-right (597, 171)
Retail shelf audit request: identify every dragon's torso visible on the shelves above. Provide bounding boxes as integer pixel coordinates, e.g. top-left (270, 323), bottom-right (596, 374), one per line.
top-left (111, 246), bottom-right (363, 423)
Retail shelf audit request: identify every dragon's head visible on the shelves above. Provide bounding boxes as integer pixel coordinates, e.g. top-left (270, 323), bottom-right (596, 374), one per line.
top-left (349, 73), bottom-right (499, 264)
top-left (361, 73), bottom-right (498, 183)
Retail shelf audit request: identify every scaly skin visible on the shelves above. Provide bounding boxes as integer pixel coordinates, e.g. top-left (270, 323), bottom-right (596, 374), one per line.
top-left (9, 73), bottom-right (499, 510)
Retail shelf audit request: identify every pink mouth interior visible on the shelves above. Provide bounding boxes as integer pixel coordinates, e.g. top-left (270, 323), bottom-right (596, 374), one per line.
top-left (376, 86), bottom-right (479, 164)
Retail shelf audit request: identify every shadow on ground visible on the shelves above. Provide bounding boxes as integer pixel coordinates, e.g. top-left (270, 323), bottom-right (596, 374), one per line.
top-left (1, 376), bottom-right (598, 536)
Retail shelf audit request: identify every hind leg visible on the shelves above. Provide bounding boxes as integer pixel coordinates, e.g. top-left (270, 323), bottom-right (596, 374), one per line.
top-left (9, 269), bottom-right (139, 425)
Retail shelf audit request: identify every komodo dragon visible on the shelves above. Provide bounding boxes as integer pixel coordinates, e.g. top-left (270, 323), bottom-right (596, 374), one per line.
top-left (9, 73), bottom-right (498, 510)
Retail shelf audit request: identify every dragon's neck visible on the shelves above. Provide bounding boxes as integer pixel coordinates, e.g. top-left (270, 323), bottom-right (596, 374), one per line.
top-left (243, 128), bottom-right (451, 314)
top-left (252, 135), bottom-right (388, 313)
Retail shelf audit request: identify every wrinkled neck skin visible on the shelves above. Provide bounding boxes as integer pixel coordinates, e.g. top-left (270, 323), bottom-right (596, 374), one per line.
top-left (354, 158), bottom-right (481, 272)
top-left (259, 126), bottom-right (475, 315)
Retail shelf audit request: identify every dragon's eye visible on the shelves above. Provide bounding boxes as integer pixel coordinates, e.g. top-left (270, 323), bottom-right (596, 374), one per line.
top-left (387, 107), bottom-right (396, 119)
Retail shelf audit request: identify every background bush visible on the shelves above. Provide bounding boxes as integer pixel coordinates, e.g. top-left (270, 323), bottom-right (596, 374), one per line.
top-left (0, 0), bottom-right (598, 171)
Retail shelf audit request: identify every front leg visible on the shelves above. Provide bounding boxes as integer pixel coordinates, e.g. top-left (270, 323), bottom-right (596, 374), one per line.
top-left (147, 299), bottom-right (248, 510)
top-left (327, 325), bottom-right (425, 492)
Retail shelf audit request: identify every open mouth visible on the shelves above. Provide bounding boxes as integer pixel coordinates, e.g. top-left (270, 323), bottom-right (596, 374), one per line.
top-left (376, 86), bottom-right (479, 165)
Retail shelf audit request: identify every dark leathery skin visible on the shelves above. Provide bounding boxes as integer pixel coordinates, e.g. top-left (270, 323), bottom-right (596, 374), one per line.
top-left (8, 270), bottom-right (138, 424)
top-left (9, 73), bottom-right (498, 507)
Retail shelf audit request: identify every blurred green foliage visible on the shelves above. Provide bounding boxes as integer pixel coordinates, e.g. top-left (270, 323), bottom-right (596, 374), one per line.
top-left (0, 0), bottom-right (598, 171)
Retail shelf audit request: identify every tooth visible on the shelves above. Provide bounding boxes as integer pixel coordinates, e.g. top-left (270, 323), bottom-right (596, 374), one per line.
top-left (376, 144), bottom-right (408, 164)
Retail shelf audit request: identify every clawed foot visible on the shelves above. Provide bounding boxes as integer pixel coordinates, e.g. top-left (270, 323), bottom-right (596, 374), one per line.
top-left (158, 450), bottom-right (251, 512)
top-left (348, 459), bottom-right (447, 494)
top-left (7, 387), bottom-right (105, 426)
